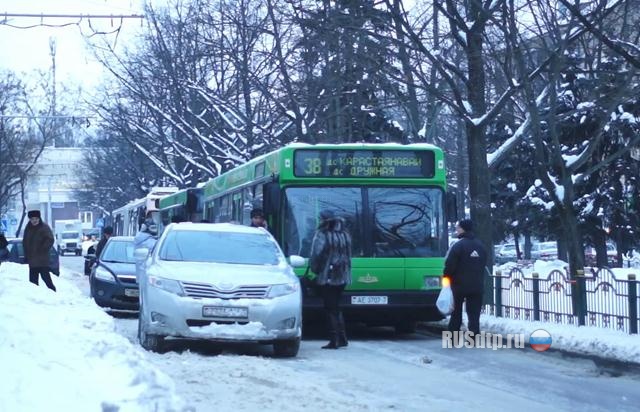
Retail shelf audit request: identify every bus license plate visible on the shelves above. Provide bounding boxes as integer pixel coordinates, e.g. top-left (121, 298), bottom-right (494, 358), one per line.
top-left (351, 296), bottom-right (388, 305)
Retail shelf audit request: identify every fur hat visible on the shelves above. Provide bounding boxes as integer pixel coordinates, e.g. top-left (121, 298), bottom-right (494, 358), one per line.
top-left (102, 226), bottom-right (113, 235)
top-left (457, 219), bottom-right (473, 232)
top-left (27, 210), bottom-right (41, 219)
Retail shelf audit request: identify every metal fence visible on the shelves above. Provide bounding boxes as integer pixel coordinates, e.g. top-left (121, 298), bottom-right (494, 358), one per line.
top-left (484, 266), bottom-right (639, 334)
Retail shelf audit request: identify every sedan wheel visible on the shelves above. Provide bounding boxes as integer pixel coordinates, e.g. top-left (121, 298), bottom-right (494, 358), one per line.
top-left (273, 337), bottom-right (300, 358)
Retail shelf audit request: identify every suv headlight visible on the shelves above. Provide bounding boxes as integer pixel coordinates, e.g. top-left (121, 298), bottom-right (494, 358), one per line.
top-left (148, 276), bottom-right (184, 296)
top-left (268, 282), bottom-right (299, 298)
top-left (95, 267), bottom-right (115, 282)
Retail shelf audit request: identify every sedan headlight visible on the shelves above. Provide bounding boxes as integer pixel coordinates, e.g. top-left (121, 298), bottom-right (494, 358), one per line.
top-left (94, 267), bottom-right (116, 282)
top-left (268, 282), bottom-right (299, 298)
top-left (148, 276), bottom-right (184, 296)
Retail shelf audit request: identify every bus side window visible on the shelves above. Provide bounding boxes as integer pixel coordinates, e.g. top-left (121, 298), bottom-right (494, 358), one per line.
top-left (242, 187), bottom-right (254, 224)
top-left (232, 191), bottom-right (243, 223)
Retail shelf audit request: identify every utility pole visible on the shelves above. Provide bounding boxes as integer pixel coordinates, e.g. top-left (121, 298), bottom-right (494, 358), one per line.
top-left (49, 37), bottom-right (57, 148)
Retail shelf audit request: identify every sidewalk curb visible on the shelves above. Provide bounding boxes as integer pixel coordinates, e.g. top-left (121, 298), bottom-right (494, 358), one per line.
top-left (417, 322), bottom-right (640, 377)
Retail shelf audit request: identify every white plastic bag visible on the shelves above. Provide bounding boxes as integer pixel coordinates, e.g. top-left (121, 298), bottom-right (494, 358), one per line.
top-left (436, 285), bottom-right (454, 316)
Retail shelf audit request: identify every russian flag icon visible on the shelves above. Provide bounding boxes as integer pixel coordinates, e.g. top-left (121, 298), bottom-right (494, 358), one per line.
top-left (529, 329), bottom-right (552, 352)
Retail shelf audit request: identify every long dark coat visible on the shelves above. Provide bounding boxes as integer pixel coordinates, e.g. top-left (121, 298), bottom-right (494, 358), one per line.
top-left (309, 217), bottom-right (352, 286)
top-left (23, 221), bottom-right (55, 268)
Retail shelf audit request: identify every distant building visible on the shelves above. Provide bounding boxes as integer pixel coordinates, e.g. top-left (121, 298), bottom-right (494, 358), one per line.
top-left (2, 147), bottom-right (98, 236)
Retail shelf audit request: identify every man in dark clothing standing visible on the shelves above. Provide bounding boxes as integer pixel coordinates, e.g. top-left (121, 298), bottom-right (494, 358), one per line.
top-left (95, 226), bottom-right (113, 259)
top-left (443, 219), bottom-right (488, 335)
top-left (23, 210), bottom-right (56, 292)
top-left (309, 210), bottom-right (352, 349)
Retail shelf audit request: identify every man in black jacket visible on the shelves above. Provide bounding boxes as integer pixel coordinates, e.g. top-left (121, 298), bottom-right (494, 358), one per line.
top-left (443, 219), bottom-right (488, 335)
top-left (95, 226), bottom-right (113, 259)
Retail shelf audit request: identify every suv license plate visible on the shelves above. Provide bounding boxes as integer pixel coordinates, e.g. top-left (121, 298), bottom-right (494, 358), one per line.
top-left (203, 306), bottom-right (249, 318)
top-left (351, 296), bottom-right (388, 305)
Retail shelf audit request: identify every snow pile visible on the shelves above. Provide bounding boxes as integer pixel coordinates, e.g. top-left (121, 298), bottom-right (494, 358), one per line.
top-left (0, 263), bottom-right (186, 412)
top-left (480, 316), bottom-right (640, 364)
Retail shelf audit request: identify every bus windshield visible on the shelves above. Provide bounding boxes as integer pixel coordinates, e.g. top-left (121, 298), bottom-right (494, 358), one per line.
top-left (283, 186), bottom-right (446, 258)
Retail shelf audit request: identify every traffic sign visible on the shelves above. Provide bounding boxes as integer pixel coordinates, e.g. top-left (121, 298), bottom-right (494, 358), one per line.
top-left (95, 218), bottom-right (104, 228)
top-left (0, 219), bottom-right (7, 232)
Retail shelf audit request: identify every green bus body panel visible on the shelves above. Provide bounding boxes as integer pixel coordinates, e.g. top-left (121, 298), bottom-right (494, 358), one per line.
top-left (159, 190), bottom-right (189, 209)
top-left (294, 257), bottom-right (444, 290)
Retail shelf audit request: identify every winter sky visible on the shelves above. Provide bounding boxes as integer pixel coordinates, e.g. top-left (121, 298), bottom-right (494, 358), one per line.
top-left (0, 0), bottom-right (146, 90)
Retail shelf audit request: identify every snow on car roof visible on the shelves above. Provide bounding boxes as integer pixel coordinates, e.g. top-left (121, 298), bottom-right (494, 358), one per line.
top-left (166, 222), bottom-right (267, 234)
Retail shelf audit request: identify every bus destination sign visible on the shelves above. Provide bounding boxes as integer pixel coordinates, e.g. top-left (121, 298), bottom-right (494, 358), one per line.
top-left (294, 149), bottom-right (435, 178)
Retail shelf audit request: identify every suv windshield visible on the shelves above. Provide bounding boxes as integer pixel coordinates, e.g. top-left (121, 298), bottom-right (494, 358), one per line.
top-left (159, 231), bottom-right (280, 265)
top-left (283, 186), bottom-right (446, 258)
top-left (101, 240), bottom-right (136, 263)
top-left (61, 232), bottom-right (79, 239)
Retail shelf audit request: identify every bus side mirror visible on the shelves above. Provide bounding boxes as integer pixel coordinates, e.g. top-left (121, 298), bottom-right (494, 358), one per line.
top-left (446, 192), bottom-right (458, 222)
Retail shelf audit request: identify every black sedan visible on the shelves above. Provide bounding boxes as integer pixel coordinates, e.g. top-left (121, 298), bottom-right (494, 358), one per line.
top-left (1, 238), bottom-right (60, 276)
top-left (89, 236), bottom-right (139, 310)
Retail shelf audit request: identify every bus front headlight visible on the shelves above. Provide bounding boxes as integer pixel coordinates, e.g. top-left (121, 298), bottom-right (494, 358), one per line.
top-left (423, 276), bottom-right (440, 289)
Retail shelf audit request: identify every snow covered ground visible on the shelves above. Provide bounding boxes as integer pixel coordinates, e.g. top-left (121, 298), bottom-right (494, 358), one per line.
top-left (0, 262), bottom-right (186, 412)
top-left (476, 315), bottom-right (640, 363)
top-left (3, 258), bottom-right (640, 412)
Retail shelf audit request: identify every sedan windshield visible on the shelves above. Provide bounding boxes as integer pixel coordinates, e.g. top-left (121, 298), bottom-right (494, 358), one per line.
top-left (158, 231), bottom-right (280, 265)
top-left (101, 240), bottom-right (136, 263)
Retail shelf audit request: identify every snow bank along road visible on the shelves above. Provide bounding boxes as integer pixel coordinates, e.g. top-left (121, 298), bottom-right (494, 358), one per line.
top-left (63, 256), bottom-right (640, 412)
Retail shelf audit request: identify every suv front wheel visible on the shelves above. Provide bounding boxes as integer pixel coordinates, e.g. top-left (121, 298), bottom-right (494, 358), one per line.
top-left (138, 306), bottom-right (165, 353)
top-left (273, 337), bottom-right (300, 358)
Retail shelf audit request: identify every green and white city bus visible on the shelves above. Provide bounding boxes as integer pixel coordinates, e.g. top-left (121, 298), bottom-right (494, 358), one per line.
top-left (201, 143), bottom-right (455, 331)
top-left (157, 187), bottom-right (205, 232)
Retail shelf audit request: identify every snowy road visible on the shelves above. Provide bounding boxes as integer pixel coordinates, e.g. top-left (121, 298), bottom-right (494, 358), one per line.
top-left (63, 256), bottom-right (640, 412)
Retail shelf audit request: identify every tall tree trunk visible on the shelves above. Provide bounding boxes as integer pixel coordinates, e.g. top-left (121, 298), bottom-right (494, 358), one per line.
top-left (465, 26), bottom-right (493, 266)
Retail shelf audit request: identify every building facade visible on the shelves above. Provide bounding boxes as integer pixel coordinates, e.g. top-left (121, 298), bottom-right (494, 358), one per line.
top-left (2, 147), bottom-right (98, 237)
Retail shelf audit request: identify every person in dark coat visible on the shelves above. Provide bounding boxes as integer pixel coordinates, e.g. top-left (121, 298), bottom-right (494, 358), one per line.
top-left (443, 219), bottom-right (488, 335)
top-left (0, 233), bottom-right (9, 263)
top-left (22, 210), bottom-right (56, 291)
top-left (309, 210), bottom-right (352, 349)
top-left (95, 226), bottom-right (113, 259)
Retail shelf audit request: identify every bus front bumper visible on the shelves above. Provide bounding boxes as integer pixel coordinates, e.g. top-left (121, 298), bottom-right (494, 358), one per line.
top-left (302, 290), bottom-right (444, 323)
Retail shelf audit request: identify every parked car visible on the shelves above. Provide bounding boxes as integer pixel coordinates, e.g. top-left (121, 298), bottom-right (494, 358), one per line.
top-left (495, 243), bottom-right (517, 264)
top-left (89, 236), bottom-right (138, 310)
top-left (1, 238), bottom-right (60, 276)
top-left (531, 241), bottom-right (558, 260)
top-left (136, 223), bottom-right (305, 357)
top-left (585, 243), bottom-right (618, 267)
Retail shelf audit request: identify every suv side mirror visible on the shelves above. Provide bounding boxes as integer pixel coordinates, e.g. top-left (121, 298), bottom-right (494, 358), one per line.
top-left (289, 255), bottom-right (306, 268)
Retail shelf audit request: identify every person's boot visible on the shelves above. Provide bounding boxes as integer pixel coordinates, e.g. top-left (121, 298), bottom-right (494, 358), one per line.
top-left (322, 313), bottom-right (339, 349)
top-left (337, 312), bottom-right (348, 347)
